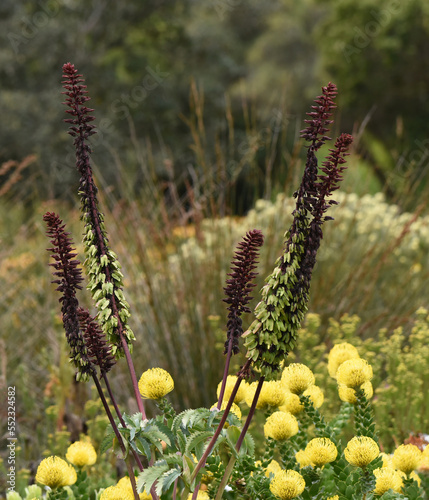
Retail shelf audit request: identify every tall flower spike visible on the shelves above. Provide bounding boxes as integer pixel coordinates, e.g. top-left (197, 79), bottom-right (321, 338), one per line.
top-left (61, 63), bottom-right (134, 358)
top-left (43, 212), bottom-right (92, 381)
top-left (300, 82), bottom-right (337, 149)
top-left (223, 229), bottom-right (264, 355)
top-left (243, 84), bottom-right (353, 378)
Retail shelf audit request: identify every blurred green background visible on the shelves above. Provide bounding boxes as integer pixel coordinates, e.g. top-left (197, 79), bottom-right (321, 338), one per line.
top-left (2, 0), bottom-right (429, 492)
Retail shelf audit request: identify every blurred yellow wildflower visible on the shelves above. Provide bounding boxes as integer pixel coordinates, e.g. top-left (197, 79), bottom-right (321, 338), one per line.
top-left (327, 496), bottom-right (339, 500)
top-left (379, 452), bottom-right (393, 468)
top-left (279, 392), bottom-right (303, 415)
top-left (245, 380), bottom-right (286, 409)
top-left (338, 381), bottom-right (373, 404)
top-left (216, 375), bottom-right (247, 404)
top-left (264, 411), bottom-right (299, 441)
top-left (302, 385), bottom-right (324, 408)
top-left (269, 469), bottom-right (306, 499)
top-left (211, 401), bottom-right (242, 420)
top-left (186, 491), bottom-right (210, 500)
top-left (328, 342), bottom-right (360, 378)
top-left (336, 359), bottom-right (373, 388)
top-left (117, 476), bottom-right (151, 499)
top-left (265, 459), bottom-right (282, 477)
top-left (35, 456), bottom-right (77, 489)
top-left (295, 449), bottom-right (313, 468)
top-left (392, 444), bottom-right (422, 474)
top-left (99, 485), bottom-right (135, 500)
top-left (304, 438), bottom-right (337, 467)
top-left (373, 467), bottom-right (403, 494)
top-left (138, 368), bottom-right (174, 400)
top-left (282, 364), bottom-right (315, 394)
top-left (66, 440), bottom-right (97, 467)
top-left (344, 436), bottom-right (379, 468)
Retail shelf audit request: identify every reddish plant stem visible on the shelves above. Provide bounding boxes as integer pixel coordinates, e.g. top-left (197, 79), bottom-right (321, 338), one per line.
top-left (92, 373), bottom-right (140, 500)
top-left (190, 359), bottom-right (251, 484)
top-left (102, 372), bottom-right (145, 472)
top-left (217, 339), bottom-right (234, 409)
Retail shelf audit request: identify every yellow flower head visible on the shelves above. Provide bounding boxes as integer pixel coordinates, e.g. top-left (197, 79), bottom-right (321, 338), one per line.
top-left (66, 440), bottom-right (97, 467)
top-left (373, 467), bottom-right (403, 494)
top-left (211, 401), bottom-right (242, 420)
top-left (269, 469), bottom-right (306, 500)
top-left (282, 364), bottom-right (315, 395)
top-left (295, 449), bottom-right (313, 468)
top-left (392, 444), bottom-right (422, 474)
top-left (328, 342), bottom-right (360, 378)
top-left (279, 392), bottom-right (303, 415)
top-left (138, 368), bottom-right (174, 400)
top-left (304, 438), bottom-right (337, 467)
top-left (264, 411), bottom-right (299, 441)
top-left (379, 452), bottom-right (393, 468)
top-left (265, 459), bottom-right (282, 477)
top-left (35, 456), bottom-right (77, 489)
top-left (327, 496), bottom-right (339, 500)
top-left (338, 381), bottom-right (373, 404)
top-left (186, 491), bottom-right (210, 500)
top-left (336, 359), bottom-right (373, 388)
top-left (217, 375), bottom-right (247, 404)
top-left (245, 380), bottom-right (286, 409)
top-left (99, 485), bottom-right (135, 500)
top-left (116, 477), bottom-right (152, 500)
top-left (344, 436), bottom-right (379, 468)
top-left (303, 385), bottom-right (324, 408)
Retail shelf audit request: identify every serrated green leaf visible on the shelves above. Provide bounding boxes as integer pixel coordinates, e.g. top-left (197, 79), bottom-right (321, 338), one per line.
top-left (137, 463), bottom-right (169, 494)
top-left (155, 468), bottom-right (182, 496)
top-left (184, 430), bottom-right (213, 458)
top-left (225, 426), bottom-right (241, 458)
top-left (135, 436), bottom-right (151, 458)
top-left (99, 431), bottom-right (116, 455)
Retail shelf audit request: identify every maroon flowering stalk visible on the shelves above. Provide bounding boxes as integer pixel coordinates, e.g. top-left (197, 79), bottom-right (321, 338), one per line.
top-left (61, 63), bottom-right (146, 418)
top-left (77, 308), bottom-right (116, 375)
top-left (217, 230), bottom-right (264, 408)
top-left (243, 83), bottom-right (353, 378)
top-left (223, 229), bottom-right (265, 355)
top-left (43, 212), bottom-right (93, 381)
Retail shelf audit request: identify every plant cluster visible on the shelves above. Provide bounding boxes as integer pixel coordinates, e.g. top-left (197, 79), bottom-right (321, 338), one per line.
top-left (5, 64), bottom-right (429, 500)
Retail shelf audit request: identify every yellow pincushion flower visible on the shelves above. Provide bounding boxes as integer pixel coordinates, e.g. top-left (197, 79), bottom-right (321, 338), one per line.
top-left (392, 444), bottom-right (422, 474)
top-left (279, 392), bottom-right (303, 415)
top-left (66, 440), bottom-right (97, 467)
top-left (100, 485), bottom-right (135, 500)
top-left (245, 380), bottom-right (286, 409)
top-left (304, 438), bottom-right (337, 467)
top-left (211, 401), bottom-right (242, 420)
top-left (344, 436), bottom-right (379, 468)
top-left (327, 496), bottom-right (339, 500)
top-left (217, 375), bottom-right (247, 404)
top-left (35, 456), bottom-right (77, 489)
top-left (373, 467), bottom-right (403, 494)
top-left (338, 381), bottom-right (373, 404)
top-left (269, 469), bottom-right (306, 500)
top-left (336, 359), bottom-right (373, 388)
top-left (379, 452), bottom-right (393, 468)
top-left (117, 477), bottom-right (152, 499)
top-left (264, 411), bottom-right (299, 441)
top-left (265, 459), bottom-right (282, 477)
top-left (328, 342), bottom-right (360, 377)
top-left (295, 449), bottom-right (313, 468)
top-left (302, 385), bottom-right (324, 408)
top-left (282, 364), bottom-right (315, 395)
top-left (138, 368), bottom-right (174, 400)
